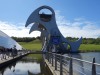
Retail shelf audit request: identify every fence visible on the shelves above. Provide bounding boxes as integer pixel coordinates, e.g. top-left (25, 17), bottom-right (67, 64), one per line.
top-left (44, 52), bottom-right (100, 75)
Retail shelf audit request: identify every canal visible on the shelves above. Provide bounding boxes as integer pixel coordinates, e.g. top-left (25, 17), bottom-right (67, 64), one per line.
top-left (65, 52), bottom-right (100, 75)
top-left (0, 54), bottom-right (52, 75)
top-left (0, 52), bottom-right (100, 75)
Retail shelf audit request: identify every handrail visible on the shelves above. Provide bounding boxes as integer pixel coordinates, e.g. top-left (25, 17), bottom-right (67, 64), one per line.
top-left (63, 55), bottom-right (100, 66)
top-left (52, 52), bottom-right (100, 66)
top-left (44, 52), bottom-right (100, 75)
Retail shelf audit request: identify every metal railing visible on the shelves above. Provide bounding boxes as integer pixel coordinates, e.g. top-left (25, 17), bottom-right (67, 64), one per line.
top-left (44, 52), bottom-right (100, 75)
top-left (0, 50), bottom-right (29, 60)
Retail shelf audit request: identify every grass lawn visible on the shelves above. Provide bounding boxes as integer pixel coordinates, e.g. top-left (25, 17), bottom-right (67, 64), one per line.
top-left (79, 44), bottom-right (100, 52)
top-left (18, 39), bottom-right (42, 51)
top-left (18, 40), bottom-right (100, 52)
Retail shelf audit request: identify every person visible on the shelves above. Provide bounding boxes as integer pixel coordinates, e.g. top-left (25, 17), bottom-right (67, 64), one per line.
top-left (0, 53), bottom-right (3, 60)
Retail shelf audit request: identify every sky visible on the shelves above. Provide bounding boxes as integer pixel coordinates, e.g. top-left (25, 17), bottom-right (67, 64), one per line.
top-left (0, 0), bottom-right (100, 38)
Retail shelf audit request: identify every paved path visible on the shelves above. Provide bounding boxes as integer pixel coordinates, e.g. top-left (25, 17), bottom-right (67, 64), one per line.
top-left (0, 56), bottom-right (13, 64)
top-left (0, 53), bottom-right (28, 68)
top-left (45, 59), bottom-right (69, 75)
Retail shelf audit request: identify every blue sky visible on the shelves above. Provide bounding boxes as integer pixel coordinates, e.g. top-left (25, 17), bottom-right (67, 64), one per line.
top-left (0, 0), bottom-right (100, 38)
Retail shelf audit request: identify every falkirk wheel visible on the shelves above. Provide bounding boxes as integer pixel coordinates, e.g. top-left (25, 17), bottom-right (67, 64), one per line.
top-left (25, 5), bottom-right (82, 53)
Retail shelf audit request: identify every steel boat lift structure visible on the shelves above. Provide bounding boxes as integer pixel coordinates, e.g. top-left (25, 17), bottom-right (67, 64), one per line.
top-left (25, 5), bottom-right (82, 53)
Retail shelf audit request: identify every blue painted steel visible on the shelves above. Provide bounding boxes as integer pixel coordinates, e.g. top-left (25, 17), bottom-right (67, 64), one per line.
top-left (51, 36), bottom-right (60, 45)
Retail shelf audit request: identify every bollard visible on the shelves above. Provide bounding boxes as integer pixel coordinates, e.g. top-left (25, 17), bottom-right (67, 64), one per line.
top-left (92, 58), bottom-right (96, 75)
top-left (55, 54), bottom-right (57, 70)
top-left (69, 57), bottom-right (73, 75)
top-left (60, 54), bottom-right (63, 75)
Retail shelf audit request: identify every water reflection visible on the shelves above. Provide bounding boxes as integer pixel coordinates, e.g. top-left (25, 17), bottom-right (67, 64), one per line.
top-left (72, 54), bottom-right (85, 75)
top-left (0, 54), bottom-right (51, 75)
top-left (3, 62), bottom-right (40, 75)
top-left (65, 52), bottom-right (100, 75)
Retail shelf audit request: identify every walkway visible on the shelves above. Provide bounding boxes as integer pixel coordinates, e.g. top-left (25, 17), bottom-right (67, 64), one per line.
top-left (45, 59), bottom-right (69, 75)
top-left (0, 52), bottom-right (29, 68)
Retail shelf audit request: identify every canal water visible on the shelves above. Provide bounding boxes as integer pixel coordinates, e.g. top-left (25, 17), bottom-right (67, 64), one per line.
top-left (0, 52), bottom-right (100, 75)
top-left (0, 54), bottom-right (52, 75)
top-left (65, 52), bottom-right (100, 75)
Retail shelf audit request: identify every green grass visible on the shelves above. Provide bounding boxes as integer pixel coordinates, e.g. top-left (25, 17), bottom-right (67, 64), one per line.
top-left (79, 44), bottom-right (100, 52)
top-left (18, 40), bottom-right (100, 52)
top-left (18, 39), bottom-right (42, 51)
top-left (27, 54), bottom-right (42, 60)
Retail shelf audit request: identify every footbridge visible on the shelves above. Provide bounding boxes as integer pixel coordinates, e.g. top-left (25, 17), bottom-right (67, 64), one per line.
top-left (43, 52), bottom-right (100, 75)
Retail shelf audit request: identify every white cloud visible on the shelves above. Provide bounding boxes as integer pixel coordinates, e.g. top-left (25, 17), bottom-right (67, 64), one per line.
top-left (0, 21), bottom-right (40, 37)
top-left (58, 21), bottom-right (100, 38)
top-left (0, 11), bottom-right (100, 38)
top-left (55, 11), bottom-right (100, 38)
